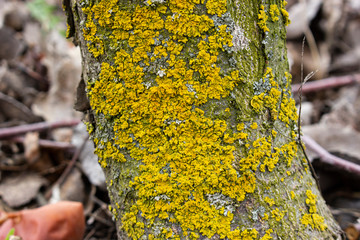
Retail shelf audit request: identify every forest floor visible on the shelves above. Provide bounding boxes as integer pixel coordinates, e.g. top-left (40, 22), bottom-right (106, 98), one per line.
top-left (0, 0), bottom-right (359, 239)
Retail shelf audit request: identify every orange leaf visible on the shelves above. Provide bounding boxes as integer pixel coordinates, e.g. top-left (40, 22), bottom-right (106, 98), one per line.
top-left (0, 201), bottom-right (85, 240)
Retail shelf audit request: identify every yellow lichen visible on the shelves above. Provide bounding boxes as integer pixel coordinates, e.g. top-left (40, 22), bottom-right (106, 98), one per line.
top-left (280, 1), bottom-right (291, 26)
top-left (271, 208), bottom-right (286, 221)
top-left (237, 123), bottom-right (245, 131)
top-left (258, 2), bottom-right (290, 32)
top-left (81, 0), bottom-right (303, 238)
top-left (290, 191), bottom-right (295, 199)
top-left (279, 92), bottom-right (298, 125)
top-left (251, 93), bottom-right (265, 112)
top-left (250, 122), bottom-right (258, 129)
top-left (301, 190), bottom-right (327, 231)
top-left (269, 4), bottom-right (280, 22)
top-left (305, 190), bottom-right (317, 213)
top-left (271, 129), bottom-right (277, 138)
top-left (251, 67), bottom-right (283, 122)
top-left (258, 5), bottom-right (269, 32)
top-left (301, 214), bottom-right (327, 231)
top-left (81, 1), bottom-right (253, 238)
top-left (260, 229), bottom-right (273, 240)
top-left (239, 229), bottom-right (258, 239)
top-left (264, 196), bottom-right (275, 207)
top-left (206, 0), bottom-right (227, 16)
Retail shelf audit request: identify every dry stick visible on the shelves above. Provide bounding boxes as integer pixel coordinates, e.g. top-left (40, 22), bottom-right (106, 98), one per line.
top-left (0, 119), bottom-right (81, 139)
top-left (297, 37), bottom-right (321, 189)
top-left (15, 62), bottom-right (45, 83)
top-left (292, 74), bottom-right (360, 94)
top-left (54, 136), bottom-right (88, 187)
top-left (45, 136), bottom-right (88, 200)
top-left (302, 135), bottom-right (360, 175)
top-left (83, 229), bottom-right (96, 240)
top-left (9, 136), bottom-right (76, 150)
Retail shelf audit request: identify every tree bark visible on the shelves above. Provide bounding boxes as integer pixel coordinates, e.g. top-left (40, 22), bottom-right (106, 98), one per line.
top-left (66, 0), bottom-right (342, 239)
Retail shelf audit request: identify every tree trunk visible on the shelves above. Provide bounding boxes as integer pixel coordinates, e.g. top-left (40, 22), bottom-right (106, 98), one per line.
top-left (65, 0), bottom-right (342, 239)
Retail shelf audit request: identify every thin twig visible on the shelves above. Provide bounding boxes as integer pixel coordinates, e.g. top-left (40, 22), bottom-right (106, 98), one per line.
top-left (9, 136), bottom-right (76, 150)
top-left (0, 164), bottom-right (28, 171)
top-left (297, 37), bottom-right (321, 189)
top-left (292, 74), bottom-right (360, 94)
top-left (45, 136), bottom-right (88, 200)
top-left (0, 120), bottom-right (81, 139)
top-left (302, 135), bottom-right (360, 175)
top-left (54, 136), bottom-right (88, 187)
top-left (83, 228), bottom-right (96, 240)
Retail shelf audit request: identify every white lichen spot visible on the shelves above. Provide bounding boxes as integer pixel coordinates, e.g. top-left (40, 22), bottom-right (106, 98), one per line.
top-left (153, 222), bottom-right (164, 237)
top-left (252, 206), bottom-right (266, 221)
top-left (175, 119), bottom-right (183, 124)
top-left (185, 83), bottom-right (198, 98)
top-left (206, 193), bottom-right (235, 216)
top-left (164, 119), bottom-right (185, 125)
top-left (185, 83), bottom-right (195, 93)
top-left (154, 194), bottom-right (170, 201)
top-left (232, 25), bottom-right (249, 51)
top-left (143, 81), bottom-right (152, 89)
top-left (145, 0), bottom-right (166, 5)
top-left (157, 69), bottom-right (166, 77)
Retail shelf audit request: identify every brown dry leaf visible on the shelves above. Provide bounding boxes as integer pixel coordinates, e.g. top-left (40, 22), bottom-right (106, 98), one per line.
top-left (303, 123), bottom-right (360, 162)
top-left (287, 42), bottom-right (319, 83)
top-left (31, 30), bottom-right (82, 142)
top-left (72, 123), bottom-right (106, 189)
top-left (32, 34), bottom-right (82, 124)
top-left (0, 92), bottom-right (41, 124)
top-left (23, 132), bottom-right (40, 164)
top-left (322, 0), bottom-right (344, 46)
top-left (0, 173), bottom-right (47, 208)
top-left (286, 0), bottom-right (323, 39)
top-left (0, 27), bottom-right (24, 60)
top-left (59, 168), bottom-right (85, 203)
top-left (0, 201), bottom-right (85, 240)
top-left (330, 11), bottom-right (360, 73)
top-left (302, 86), bottom-right (360, 162)
top-left (321, 86), bottom-right (360, 130)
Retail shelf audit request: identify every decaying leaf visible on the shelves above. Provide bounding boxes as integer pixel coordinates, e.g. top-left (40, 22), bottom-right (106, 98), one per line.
top-left (0, 201), bottom-right (85, 240)
top-left (0, 173), bottom-right (47, 208)
top-left (303, 123), bottom-right (360, 162)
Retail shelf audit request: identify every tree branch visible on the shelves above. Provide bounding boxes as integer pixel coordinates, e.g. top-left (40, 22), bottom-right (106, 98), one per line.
top-left (0, 120), bottom-right (81, 139)
top-left (302, 135), bottom-right (360, 175)
top-left (292, 74), bottom-right (360, 94)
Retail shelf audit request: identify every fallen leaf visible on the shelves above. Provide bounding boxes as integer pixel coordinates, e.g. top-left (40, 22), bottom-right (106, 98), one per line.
top-left (72, 123), bottom-right (106, 189)
top-left (0, 201), bottom-right (85, 240)
top-left (303, 123), bottom-right (360, 162)
top-left (286, 0), bottom-right (323, 39)
top-left (59, 168), bottom-right (86, 203)
top-left (0, 173), bottom-right (47, 208)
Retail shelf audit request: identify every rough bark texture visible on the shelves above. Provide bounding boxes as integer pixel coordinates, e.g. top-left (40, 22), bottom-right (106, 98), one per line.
top-left (66, 0), bottom-right (342, 239)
